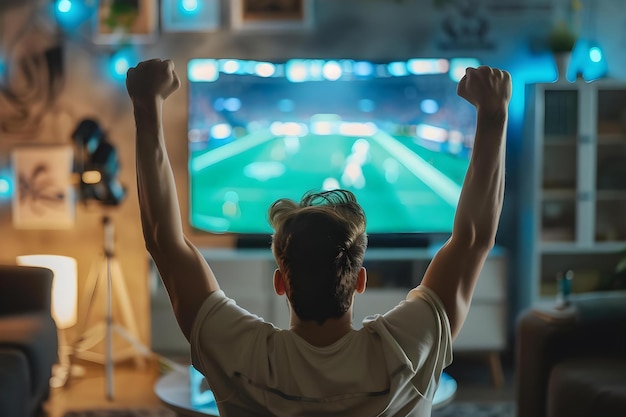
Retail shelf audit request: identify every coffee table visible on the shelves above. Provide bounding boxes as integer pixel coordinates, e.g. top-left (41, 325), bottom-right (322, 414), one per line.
top-left (155, 370), bottom-right (219, 417)
top-left (155, 370), bottom-right (456, 416)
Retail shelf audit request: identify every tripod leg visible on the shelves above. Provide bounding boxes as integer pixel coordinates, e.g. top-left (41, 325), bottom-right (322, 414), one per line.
top-left (106, 254), bottom-right (114, 401)
top-left (110, 257), bottom-right (148, 369)
top-left (73, 256), bottom-right (106, 351)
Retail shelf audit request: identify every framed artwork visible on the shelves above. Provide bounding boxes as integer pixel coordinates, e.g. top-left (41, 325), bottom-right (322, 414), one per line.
top-left (161, 0), bottom-right (220, 32)
top-left (93, 0), bottom-right (158, 45)
top-left (231, 0), bottom-right (314, 31)
top-left (11, 145), bottom-right (75, 229)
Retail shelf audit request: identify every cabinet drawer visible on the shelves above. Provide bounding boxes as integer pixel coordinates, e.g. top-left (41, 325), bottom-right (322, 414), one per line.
top-left (473, 257), bottom-right (507, 301)
top-left (454, 303), bottom-right (506, 351)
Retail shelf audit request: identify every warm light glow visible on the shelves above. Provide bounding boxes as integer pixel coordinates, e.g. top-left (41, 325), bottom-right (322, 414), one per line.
top-left (17, 255), bottom-right (78, 329)
top-left (82, 170), bottom-right (101, 184)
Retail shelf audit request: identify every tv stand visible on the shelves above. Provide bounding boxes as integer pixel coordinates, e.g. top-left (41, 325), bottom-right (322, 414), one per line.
top-left (236, 234), bottom-right (272, 249)
top-left (367, 234), bottom-right (432, 248)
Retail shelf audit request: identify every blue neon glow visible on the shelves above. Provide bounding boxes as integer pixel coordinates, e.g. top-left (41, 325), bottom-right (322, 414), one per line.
top-left (568, 39), bottom-right (608, 82)
top-left (0, 176), bottom-right (12, 199)
top-left (0, 57), bottom-right (5, 79)
top-left (114, 57), bottom-right (130, 76)
top-left (54, 0), bottom-right (92, 30)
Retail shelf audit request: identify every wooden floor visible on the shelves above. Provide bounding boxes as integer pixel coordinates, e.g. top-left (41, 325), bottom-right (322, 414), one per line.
top-left (42, 352), bottom-right (516, 416)
top-left (43, 358), bottom-right (166, 417)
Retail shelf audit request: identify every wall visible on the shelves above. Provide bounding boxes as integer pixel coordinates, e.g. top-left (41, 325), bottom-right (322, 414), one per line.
top-left (1, 0), bottom-right (625, 350)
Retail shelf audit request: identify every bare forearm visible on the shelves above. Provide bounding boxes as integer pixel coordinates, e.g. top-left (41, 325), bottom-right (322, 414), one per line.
top-left (133, 99), bottom-right (185, 252)
top-left (452, 109), bottom-right (507, 247)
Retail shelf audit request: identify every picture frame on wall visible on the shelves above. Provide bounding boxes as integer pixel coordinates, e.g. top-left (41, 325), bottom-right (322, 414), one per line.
top-left (11, 145), bottom-right (75, 229)
top-left (161, 0), bottom-right (220, 32)
top-left (93, 0), bottom-right (159, 45)
top-left (231, 0), bottom-right (314, 31)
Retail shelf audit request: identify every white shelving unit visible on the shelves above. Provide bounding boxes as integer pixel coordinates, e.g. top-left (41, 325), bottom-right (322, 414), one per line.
top-left (520, 81), bottom-right (626, 308)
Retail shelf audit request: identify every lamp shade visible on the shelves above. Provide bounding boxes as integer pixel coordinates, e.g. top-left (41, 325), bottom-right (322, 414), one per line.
top-left (16, 255), bottom-right (78, 329)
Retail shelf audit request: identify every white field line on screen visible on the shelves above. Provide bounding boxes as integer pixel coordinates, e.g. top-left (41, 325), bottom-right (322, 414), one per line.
top-left (191, 130), bottom-right (277, 172)
top-left (370, 131), bottom-right (461, 207)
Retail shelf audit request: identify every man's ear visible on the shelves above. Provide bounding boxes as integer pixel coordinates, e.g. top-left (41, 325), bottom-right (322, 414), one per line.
top-left (355, 267), bottom-right (367, 294)
top-left (273, 269), bottom-right (286, 296)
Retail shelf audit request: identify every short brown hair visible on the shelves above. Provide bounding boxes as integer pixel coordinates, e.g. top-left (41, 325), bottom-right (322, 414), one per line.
top-left (269, 190), bottom-right (367, 325)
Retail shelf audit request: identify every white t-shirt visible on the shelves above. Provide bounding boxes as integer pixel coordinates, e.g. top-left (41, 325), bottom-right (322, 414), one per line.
top-left (190, 285), bottom-right (452, 417)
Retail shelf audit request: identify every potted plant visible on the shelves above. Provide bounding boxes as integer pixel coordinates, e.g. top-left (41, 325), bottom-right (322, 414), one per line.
top-left (548, 21), bottom-right (578, 80)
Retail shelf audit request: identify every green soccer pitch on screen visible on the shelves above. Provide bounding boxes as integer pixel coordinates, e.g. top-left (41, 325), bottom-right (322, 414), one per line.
top-left (187, 57), bottom-right (479, 243)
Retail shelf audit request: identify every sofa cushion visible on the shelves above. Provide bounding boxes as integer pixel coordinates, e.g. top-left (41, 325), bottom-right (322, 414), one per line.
top-left (0, 348), bottom-right (30, 417)
top-left (0, 312), bottom-right (57, 398)
top-left (548, 356), bottom-right (626, 417)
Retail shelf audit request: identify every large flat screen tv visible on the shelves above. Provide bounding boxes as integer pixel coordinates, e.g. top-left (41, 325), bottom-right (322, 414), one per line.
top-left (187, 57), bottom-right (479, 246)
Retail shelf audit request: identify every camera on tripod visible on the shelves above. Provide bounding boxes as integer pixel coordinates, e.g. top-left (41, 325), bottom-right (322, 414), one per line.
top-left (71, 118), bottom-right (125, 206)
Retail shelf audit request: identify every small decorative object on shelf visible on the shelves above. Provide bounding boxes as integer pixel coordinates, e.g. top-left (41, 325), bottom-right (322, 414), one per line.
top-left (548, 21), bottom-right (577, 81)
top-left (555, 270), bottom-right (574, 309)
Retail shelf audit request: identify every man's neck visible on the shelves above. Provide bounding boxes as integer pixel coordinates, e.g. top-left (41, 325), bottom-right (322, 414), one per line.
top-left (290, 311), bottom-right (354, 347)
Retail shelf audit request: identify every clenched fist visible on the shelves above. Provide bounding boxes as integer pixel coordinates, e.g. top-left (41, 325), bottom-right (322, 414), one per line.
top-left (126, 58), bottom-right (181, 102)
top-left (457, 66), bottom-right (512, 114)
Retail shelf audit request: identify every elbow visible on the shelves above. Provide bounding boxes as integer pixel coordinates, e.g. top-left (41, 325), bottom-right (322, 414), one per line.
top-left (453, 227), bottom-right (496, 252)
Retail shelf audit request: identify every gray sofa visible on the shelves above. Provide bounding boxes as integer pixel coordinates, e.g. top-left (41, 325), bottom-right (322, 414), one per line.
top-left (0, 264), bottom-right (59, 417)
top-left (516, 290), bottom-right (626, 417)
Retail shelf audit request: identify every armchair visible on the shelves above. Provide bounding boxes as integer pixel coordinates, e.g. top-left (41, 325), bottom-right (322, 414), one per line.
top-left (516, 290), bottom-right (626, 417)
top-left (0, 264), bottom-right (59, 417)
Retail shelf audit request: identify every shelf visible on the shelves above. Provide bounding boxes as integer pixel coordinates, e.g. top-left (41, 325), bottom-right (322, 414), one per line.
top-left (521, 82), bottom-right (626, 310)
top-left (595, 190), bottom-right (626, 200)
top-left (543, 136), bottom-right (578, 145)
top-left (542, 189), bottom-right (577, 199)
top-left (539, 241), bottom-right (626, 254)
top-left (597, 134), bottom-right (626, 145)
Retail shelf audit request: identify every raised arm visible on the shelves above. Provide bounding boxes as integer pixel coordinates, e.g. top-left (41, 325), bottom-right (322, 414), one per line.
top-left (126, 58), bottom-right (219, 341)
top-left (416, 66), bottom-right (511, 339)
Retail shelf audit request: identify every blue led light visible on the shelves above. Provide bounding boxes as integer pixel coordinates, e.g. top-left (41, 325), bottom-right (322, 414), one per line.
top-left (108, 48), bottom-right (137, 82)
top-left (182, 0), bottom-right (199, 13)
top-left (568, 39), bottom-right (608, 82)
top-left (57, 0), bottom-right (72, 13)
top-left (54, 0), bottom-right (92, 30)
top-left (589, 47), bottom-right (602, 63)
top-left (0, 176), bottom-right (12, 199)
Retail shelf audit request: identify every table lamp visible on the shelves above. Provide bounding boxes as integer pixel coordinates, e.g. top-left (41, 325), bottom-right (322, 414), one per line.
top-left (16, 254), bottom-right (81, 387)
